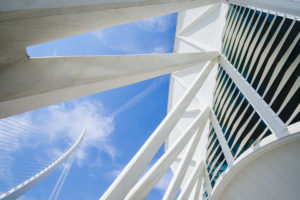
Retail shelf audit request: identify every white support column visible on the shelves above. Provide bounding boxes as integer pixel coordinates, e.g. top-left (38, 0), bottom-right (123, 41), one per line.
top-left (100, 59), bottom-right (217, 200)
top-left (177, 162), bottom-right (204, 200)
top-left (288, 122), bottom-right (300, 134)
top-left (204, 167), bottom-right (213, 198)
top-left (219, 55), bottom-right (289, 138)
top-left (210, 111), bottom-right (234, 166)
top-left (125, 107), bottom-right (210, 200)
top-left (163, 115), bottom-right (207, 200)
top-left (193, 176), bottom-right (203, 200)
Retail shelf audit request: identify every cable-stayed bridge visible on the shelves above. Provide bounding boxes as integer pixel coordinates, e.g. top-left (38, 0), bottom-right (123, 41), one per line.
top-left (0, 114), bottom-right (85, 200)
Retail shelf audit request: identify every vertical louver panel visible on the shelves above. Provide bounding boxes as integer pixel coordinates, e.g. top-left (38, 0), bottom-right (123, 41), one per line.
top-left (206, 123), bottom-right (228, 188)
top-left (222, 4), bottom-right (300, 126)
top-left (212, 65), bottom-right (272, 158)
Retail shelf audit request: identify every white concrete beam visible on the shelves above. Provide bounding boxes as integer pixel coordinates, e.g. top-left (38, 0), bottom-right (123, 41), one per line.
top-left (177, 161), bottom-right (204, 200)
top-left (193, 176), bottom-right (202, 200)
top-left (0, 0), bottom-right (221, 58)
top-left (204, 167), bottom-right (213, 197)
top-left (0, 52), bottom-right (218, 118)
top-left (209, 111), bottom-right (234, 166)
top-left (163, 123), bottom-right (205, 200)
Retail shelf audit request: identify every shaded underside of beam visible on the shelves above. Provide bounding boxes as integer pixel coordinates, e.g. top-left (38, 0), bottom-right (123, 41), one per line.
top-left (0, 0), bottom-right (221, 118)
top-left (0, 52), bottom-right (218, 118)
top-left (0, 0), bottom-right (221, 60)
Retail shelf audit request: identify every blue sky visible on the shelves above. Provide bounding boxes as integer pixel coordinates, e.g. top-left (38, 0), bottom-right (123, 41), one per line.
top-left (0, 13), bottom-right (177, 199)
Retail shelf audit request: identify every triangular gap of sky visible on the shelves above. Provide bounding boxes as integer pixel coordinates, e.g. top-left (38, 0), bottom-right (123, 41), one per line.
top-left (1, 13), bottom-right (178, 200)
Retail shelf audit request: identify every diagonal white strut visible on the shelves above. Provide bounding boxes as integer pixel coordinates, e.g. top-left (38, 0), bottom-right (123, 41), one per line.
top-left (100, 58), bottom-right (217, 200)
top-left (126, 107), bottom-right (210, 200)
top-left (163, 111), bottom-right (208, 200)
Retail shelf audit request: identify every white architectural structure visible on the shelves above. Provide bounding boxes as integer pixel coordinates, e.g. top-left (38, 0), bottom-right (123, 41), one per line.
top-left (0, 0), bottom-right (299, 200)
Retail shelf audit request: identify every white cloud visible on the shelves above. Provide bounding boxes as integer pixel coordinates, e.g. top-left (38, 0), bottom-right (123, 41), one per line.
top-left (134, 15), bottom-right (175, 32)
top-left (155, 169), bottom-right (173, 192)
top-left (92, 29), bottom-right (104, 40)
top-left (90, 29), bottom-right (143, 54)
top-left (0, 99), bottom-right (116, 192)
top-left (0, 75), bottom-right (166, 176)
top-left (53, 49), bottom-right (58, 56)
top-left (154, 46), bottom-right (169, 53)
top-left (43, 100), bottom-right (115, 164)
top-left (0, 99), bottom-right (115, 174)
top-left (18, 195), bottom-right (39, 200)
top-left (109, 168), bottom-right (123, 179)
top-left (0, 154), bottom-right (13, 185)
top-left (89, 14), bottom-right (175, 54)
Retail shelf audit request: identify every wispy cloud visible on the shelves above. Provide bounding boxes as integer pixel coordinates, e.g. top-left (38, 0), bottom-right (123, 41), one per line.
top-left (92, 30), bottom-right (103, 40)
top-left (89, 13), bottom-right (175, 54)
top-left (90, 28), bottom-right (143, 54)
top-left (53, 49), bottom-right (58, 56)
top-left (0, 154), bottom-right (13, 187)
top-left (43, 100), bottom-right (115, 164)
top-left (111, 76), bottom-right (168, 118)
top-left (155, 169), bottom-right (173, 192)
top-left (153, 46), bottom-right (169, 53)
top-left (18, 195), bottom-right (39, 200)
top-left (134, 15), bottom-right (175, 33)
top-left (0, 99), bottom-right (115, 188)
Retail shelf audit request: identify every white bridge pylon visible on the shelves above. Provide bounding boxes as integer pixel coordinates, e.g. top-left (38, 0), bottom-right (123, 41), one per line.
top-left (0, 130), bottom-right (85, 200)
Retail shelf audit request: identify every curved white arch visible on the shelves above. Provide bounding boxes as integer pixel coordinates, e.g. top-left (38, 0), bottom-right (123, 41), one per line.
top-left (0, 130), bottom-right (85, 200)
